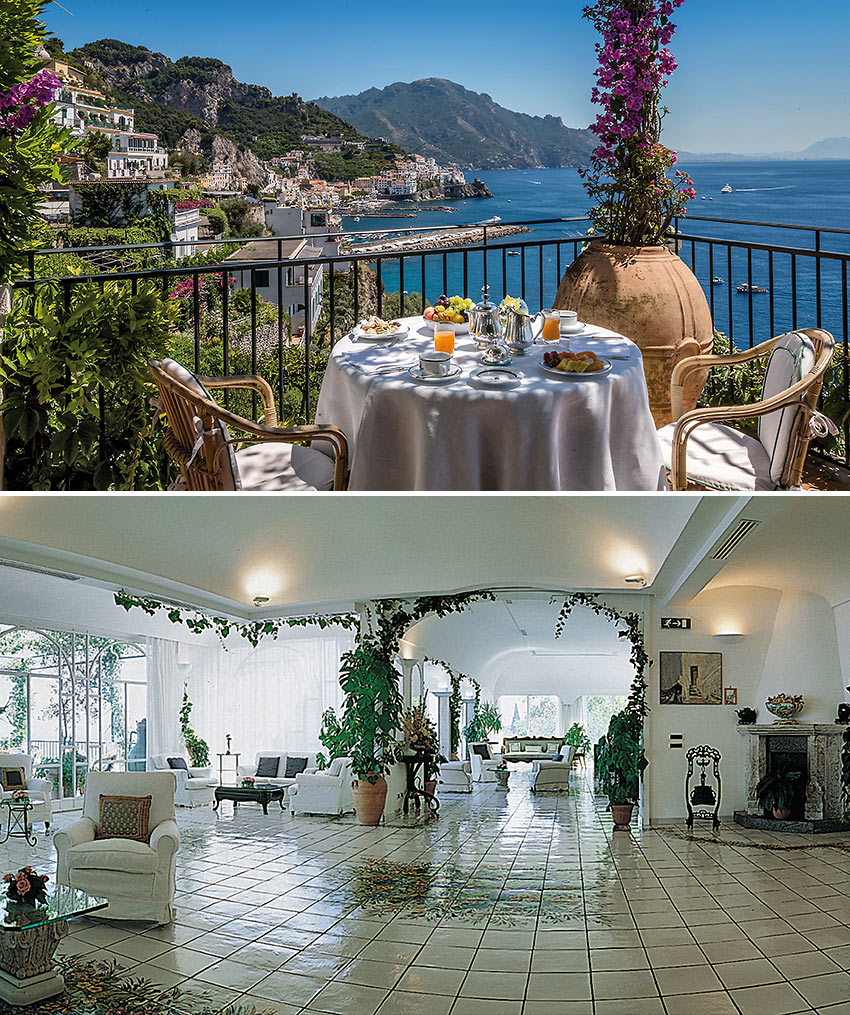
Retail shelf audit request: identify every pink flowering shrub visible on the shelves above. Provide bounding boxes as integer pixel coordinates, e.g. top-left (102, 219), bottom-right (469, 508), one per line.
top-left (0, 68), bottom-right (60, 132)
top-left (579, 0), bottom-right (696, 246)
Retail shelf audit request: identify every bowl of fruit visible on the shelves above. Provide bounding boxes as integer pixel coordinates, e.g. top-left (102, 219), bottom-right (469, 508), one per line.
top-left (541, 349), bottom-right (612, 378)
top-left (423, 295), bottom-right (473, 333)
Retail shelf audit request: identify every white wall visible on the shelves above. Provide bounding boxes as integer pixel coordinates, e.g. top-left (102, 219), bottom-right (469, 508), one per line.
top-left (645, 586), bottom-right (781, 824)
top-left (833, 599), bottom-right (850, 709)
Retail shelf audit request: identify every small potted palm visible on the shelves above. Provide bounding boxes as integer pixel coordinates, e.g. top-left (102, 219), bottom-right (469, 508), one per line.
top-left (755, 762), bottom-right (802, 820)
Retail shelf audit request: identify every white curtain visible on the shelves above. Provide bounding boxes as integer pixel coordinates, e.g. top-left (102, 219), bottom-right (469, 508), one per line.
top-left (181, 628), bottom-right (354, 763)
top-left (145, 637), bottom-right (185, 760)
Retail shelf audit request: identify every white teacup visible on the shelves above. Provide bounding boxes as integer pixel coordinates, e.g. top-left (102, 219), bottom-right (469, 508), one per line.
top-left (419, 350), bottom-right (451, 376)
top-left (559, 310), bottom-right (582, 334)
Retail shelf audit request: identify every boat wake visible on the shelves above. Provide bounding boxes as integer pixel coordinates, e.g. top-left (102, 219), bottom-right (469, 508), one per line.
top-left (735, 186), bottom-right (795, 192)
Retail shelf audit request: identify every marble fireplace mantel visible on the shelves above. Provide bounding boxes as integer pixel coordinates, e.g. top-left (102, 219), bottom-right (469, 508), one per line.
top-left (736, 722), bottom-right (848, 832)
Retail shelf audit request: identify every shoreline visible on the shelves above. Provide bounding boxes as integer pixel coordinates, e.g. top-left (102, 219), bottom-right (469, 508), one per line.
top-left (347, 224), bottom-right (531, 255)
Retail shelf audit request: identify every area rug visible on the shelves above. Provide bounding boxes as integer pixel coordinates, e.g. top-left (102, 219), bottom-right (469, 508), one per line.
top-left (0, 958), bottom-right (274, 1015)
top-left (656, 826), bottom-right (850, 852)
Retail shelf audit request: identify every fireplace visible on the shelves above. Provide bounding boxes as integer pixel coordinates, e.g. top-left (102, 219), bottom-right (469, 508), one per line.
top-left (736, 724), bottom-right (849, 833)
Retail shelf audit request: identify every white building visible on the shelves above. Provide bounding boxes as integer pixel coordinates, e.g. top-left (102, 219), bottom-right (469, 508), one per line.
top-left (105, 131), bottom-right (169, 179)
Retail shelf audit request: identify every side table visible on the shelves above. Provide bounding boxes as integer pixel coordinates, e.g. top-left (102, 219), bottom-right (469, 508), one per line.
top-left (217, 752), bottom-right (241, 786)
top-left (0, 802), bottom-right (36, 847)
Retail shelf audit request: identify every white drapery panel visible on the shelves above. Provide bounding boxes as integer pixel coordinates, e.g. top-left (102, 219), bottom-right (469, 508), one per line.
top-left (145, 637), bottom-right (185, 760)
top-left (181, 629), bottom-right (353, 759)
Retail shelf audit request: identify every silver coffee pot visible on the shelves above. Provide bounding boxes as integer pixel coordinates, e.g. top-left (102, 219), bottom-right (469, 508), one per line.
top-left (502, 303), bottom-right (544, 356)
top-left (468, 285), bottom-right (503, 349)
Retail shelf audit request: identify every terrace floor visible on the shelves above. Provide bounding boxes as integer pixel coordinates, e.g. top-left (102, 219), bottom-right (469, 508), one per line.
top-left (15, 773), bottom-right (850, 1015)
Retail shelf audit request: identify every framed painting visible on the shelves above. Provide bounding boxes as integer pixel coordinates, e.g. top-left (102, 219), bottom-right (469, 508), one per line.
top-left (724, 687), bottom-right (738, 705)
top-left (659, 652), bottom-right (722, 705)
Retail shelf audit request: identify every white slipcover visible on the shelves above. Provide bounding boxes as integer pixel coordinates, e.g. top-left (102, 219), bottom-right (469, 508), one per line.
top-left (438, 761), bottom-right (472, 793)
top-left (469, 744), bottom-right (502, 783)
top-left (236, 752), bottom-right (319, 789)
top-left (148, 754), bottom-right (216, 807)
top-left (531, 747), bottom-right (577, 793)
top-left (54, 771), bottom-right (179, 924)
top-left (0, 754), bottom-right (52, 827)
top-left (289, 757), bottom-right (353, 816)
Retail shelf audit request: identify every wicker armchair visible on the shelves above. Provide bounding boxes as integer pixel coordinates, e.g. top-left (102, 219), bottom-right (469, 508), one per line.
top-left (657, 329), bottom-right (835, 491)
top-left (149, 358), bottom-right (349, 491)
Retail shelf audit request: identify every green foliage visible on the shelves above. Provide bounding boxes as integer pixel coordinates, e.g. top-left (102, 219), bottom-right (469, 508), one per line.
top-left (464, 701), bottom-right (502, 744)
top-left (755, 761), bottom-right (802, 815)
top-left (78, 131), bottom-right (112, 165)
top-left (0, 279), bottom-right (175, 489)
top-left (318, 707), bottom-right (354, 765)
top-left (205, 207), bottom-right (228, 236)
top-left (43, 36), bottom-right (64, 58)
top-left (312, 145), bottom-right (403, 184)
top-left (339, 634), bottom-right (403, 782)
top-left (216, 197), bottom-right (263, 238)
top-left (171, 149), bottom-right (206, 177)
top-left (179, 688), bottom-right (210, 767)
top-left (564, 722), bottom-right (591, 752)
top-left (596, 708), bottom-right (644, 805)
top-left (70, 180), bottom-right (157, 228)
top-left (35, 752), bottom-right (87, 796)
top-left (0, 0), bottom-right (49, 90)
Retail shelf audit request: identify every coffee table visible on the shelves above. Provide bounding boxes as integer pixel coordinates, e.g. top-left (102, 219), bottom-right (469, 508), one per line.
top-left (212, 784), bottom-right (285, 815)
top-left (0, 885), bottom-right (107, 1005)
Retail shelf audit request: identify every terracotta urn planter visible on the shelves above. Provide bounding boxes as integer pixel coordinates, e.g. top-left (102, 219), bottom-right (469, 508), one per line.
top-left (424, 779), bottom-right (437, 798)
top-left (610, 803), bottom-right (635, 829)
top-left (351, 776), bottom-right (387, 826)
top-left (553, 242), bottom-right (713, 426)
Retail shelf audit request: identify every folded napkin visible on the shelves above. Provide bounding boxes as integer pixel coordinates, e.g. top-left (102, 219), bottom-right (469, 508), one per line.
top-left (340, 332), bottom-right (428, 373)
top-left (574, 336), bottom-right (634, 360)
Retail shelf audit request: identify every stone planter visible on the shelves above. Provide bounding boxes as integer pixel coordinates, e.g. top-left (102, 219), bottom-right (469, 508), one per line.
top-left (495, 768), bottom-right (510, 789)
top-left (351, 776), bottom-right (387, 826)
top-left (553, 242), bottom-right (713, 426)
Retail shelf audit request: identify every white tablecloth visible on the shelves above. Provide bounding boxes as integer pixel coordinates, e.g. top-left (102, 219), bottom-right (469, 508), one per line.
top-left (315, 316), bottom-right (666, 491)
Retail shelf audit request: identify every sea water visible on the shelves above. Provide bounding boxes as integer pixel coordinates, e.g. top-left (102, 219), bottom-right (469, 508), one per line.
top-left (342, 162), bottom-right (850, 346)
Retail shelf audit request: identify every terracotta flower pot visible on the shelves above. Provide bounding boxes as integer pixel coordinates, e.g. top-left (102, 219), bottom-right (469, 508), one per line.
top-left (772, 806), bottom-right (792, 820)
top-left (554, 242), bottom-right (713, 426)
top-left (610, 803), bottom-right (635, 829)
top-left (351, 776), bottom-right (387, 826)
top-left (424, 779), bottom-right (437, 798)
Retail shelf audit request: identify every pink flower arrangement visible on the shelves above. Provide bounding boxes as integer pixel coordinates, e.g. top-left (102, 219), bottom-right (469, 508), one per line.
top-left (11, 790), bottom-right (29, 801)
top-left (579, 0), bottom-right (696, 246)
top-left (4, 866), bottom-right (48, 905)
top-left (0, 69), bottom-right (61, 133)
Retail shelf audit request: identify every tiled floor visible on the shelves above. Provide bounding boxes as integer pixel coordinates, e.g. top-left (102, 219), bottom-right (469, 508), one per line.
top-left (8, 772), bottom-right (850, 1015)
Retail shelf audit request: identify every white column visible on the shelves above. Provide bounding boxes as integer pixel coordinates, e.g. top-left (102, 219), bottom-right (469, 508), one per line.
top-left (433, 690), bottom-right (452, 760)
top-left (461, 695), bottom-right (476, 759)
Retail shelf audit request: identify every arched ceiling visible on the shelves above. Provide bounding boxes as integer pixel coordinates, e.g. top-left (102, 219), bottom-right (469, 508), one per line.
top-left (408, 598), bottom-right (634, 701)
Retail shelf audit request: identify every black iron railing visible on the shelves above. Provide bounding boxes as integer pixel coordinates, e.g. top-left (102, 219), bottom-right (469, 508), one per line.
top-left (11, 213), bottom-right (850, 484)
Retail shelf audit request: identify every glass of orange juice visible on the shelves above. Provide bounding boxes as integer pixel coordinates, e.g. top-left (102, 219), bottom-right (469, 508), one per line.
top-left (540, 310), bottom-right (561, 342)
top-left (434, 321), bottom-right (455, 355)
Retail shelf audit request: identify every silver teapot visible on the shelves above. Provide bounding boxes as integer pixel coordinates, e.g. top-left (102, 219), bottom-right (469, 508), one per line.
top-left (502, 303), bottom-right (544, 356)
top-left (468, 285), bottom-right (503, 349)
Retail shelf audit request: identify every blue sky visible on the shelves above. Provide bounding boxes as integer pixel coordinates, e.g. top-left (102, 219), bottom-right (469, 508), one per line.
top-left (46, 0), bottom-right (850, 153)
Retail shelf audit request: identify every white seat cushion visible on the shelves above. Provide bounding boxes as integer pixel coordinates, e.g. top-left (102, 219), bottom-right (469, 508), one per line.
top-left (657, 421), bottom-right (775, 491)
top-left (759, 332), bottom-right (816, 484)
top-left (235, 442), bottom-right (334, 491)
top-left (67, 838), bottom-right (159, 875)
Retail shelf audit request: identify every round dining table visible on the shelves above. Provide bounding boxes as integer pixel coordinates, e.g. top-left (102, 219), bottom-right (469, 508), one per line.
top-left (315, 316), bottom-right (667, 491)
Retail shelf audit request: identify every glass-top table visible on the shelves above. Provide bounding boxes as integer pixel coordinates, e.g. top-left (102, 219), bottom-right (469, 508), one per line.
top-left (0, 885), bottom-right (107, 930)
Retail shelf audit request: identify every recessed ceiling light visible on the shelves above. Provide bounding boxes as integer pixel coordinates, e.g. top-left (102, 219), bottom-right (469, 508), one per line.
top-left (625, 575), bottom-right (647, 587)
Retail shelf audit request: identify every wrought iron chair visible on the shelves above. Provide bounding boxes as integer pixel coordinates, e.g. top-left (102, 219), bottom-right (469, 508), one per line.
top-left (685, 744), bottom-right (721, 830)
top-left (657, 328), bottom-right (835, 490)
top-left (149, 358), bottom-right (349, 491)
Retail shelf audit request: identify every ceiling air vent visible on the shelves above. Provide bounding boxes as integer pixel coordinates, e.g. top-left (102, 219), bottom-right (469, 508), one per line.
top-left (710, 518), bottom-right (761, 560)
top-left (0, 559), bottom-right (82, 582)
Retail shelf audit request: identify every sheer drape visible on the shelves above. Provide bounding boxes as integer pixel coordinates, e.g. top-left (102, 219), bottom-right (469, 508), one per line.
top-left (145, 637), bottom-right (185, 759)
top-left (181, 629), bottom-right (353, 759)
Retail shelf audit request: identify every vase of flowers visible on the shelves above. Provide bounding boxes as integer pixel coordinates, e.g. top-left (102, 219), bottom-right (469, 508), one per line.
top-left (4, 867), bottom-right (48, 906)
top-left (554, 0), bottom-right (713, 426)
top-left (241, 776), bottom-right (255, 789)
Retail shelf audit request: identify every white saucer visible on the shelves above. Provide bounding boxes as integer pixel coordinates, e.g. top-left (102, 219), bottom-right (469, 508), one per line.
top-left (560, 323), bottom-right (596, 337)
top-left (470, 366), bottom-right (522, 388)
top-left (407, 363), bottom-right (463, 384)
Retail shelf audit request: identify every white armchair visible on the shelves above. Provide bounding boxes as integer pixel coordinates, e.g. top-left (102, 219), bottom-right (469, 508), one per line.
top-left (469, 743), bottom-right (502, 783)
top-left (54, 772), bottom-right (179, 924)
top-left (148, 754), bottom-right (216, 807)
top-left (438, 761), bottom-right (472, 793)
top-left (0, 754), bottom-right (53, 829)
top-left (289, 757), bottom-right (353, 816)
top-left (531, 746), bottom-right (577, 793)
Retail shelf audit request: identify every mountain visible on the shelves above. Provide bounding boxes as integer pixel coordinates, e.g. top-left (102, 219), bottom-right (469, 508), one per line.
top-left (678, 137), bottom-right (850, 162)
top-left (65, 39), bottom-right (405, 182)
top-left (798, 137), bottom-right (850, 160)
top-left (314, 79), bottom-right (595, 170)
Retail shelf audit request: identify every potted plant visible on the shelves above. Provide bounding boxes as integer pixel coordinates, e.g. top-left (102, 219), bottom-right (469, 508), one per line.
top-left (464, 701), bottom-right (503, 747)
top-left (564, 722), bottom-right (591, 754)
top-left (339, 634), bottom-right (403, 826)
top-left (755, 762), bottom-right (802, 820)
top-left (401, 701), bottom-right (442, 797)
top-left (553, 0), bottom-right (712, 425)
top-left (316, 706), bottom-right (354, 770)
top-left (596, 708), bottom-right (644, 828)
top-left (179, 688), bottom-right (210, 767)
top-left (494, 762), bottom-right (510, 789)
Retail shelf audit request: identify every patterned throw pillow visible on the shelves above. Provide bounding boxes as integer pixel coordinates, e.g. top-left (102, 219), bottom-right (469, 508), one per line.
top-left (167, 757), bottom-right (189, 771)
top-left (96, 795), bottom-right (152, 842)
top-left (255, 756), bottom-right (280, 779)
top-left (284, 756), bottom-right (308, 778)
top-left (0, 768), bottom-right (26, 791)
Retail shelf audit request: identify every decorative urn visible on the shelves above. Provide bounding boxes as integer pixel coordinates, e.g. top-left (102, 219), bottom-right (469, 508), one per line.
top-left (765, 694), bottom-right (804, 722)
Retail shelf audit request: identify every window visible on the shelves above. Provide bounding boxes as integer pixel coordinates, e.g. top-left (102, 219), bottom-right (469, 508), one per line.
top-left (498, 695), bottom-right (560, 737)
top-left (310, 213), bottom-right (326, 227)
top-left (254, 269), bottom-right (270, 288)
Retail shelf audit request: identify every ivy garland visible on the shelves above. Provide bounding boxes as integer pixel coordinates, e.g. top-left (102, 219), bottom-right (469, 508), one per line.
top-left (113, 592), bottom-right (358, 647)
top-left (424, 657), bottom-right (481, 756)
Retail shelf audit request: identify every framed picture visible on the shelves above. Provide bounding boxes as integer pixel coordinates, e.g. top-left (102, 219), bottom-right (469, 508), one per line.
top-left (659, 652), bottom-right (723, 704)
top-left (724, 687), bottom-right (738, 705)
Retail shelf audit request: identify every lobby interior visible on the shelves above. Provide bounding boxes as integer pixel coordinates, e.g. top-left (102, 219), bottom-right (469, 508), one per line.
top-left (0, 493), bottom-right (848, 1015)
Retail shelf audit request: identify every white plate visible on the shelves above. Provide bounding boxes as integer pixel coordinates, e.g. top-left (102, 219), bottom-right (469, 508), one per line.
top-left (407, 363), bottom-right (463, 384)
top-left (560, 323), bottom-right (597, 337)
top-left (539, 356), bottom-right (613, 379)
top-left (425, 318), bottom-right (471, 335)
top-left (470, 366), bottom-right (522, 388)
top-left (353, 323), bottom-right (409, 342)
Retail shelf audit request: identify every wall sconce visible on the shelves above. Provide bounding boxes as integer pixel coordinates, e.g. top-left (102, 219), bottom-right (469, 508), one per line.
top-left (713, 632), bottom-right (744, 641)
top-left (624, 575), bottom-right (647, 587)
top-left (252, 596), bottom-right (270, 607)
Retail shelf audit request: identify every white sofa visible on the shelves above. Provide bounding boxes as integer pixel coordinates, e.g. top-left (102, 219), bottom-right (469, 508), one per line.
top-left (469, 743), bottom-right (503, 783)
top-left (236, 752), bottom-right (318, 792)
top-left (148, 754), bottom-right (217, 807)
top-left (531, 746), bottom-right (577, 793)
top-left (288, 757), bottom-right (353, 816)
top-left (54, 771), bottom-right (179, 924)
top-left (0, 754), bottom-right (53, 829)
top-left (438, 760), bottom-right (472, 793)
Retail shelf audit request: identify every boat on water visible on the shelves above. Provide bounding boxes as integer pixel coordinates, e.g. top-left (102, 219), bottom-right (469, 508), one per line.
top-left (507, 250), bottom-right (521, 256)
top-left (737, 283), bottom-right (769, 293)
top-left (721, 184), bottom-right (733, 194)
top-left (712, 277), bottom-right (724, 285)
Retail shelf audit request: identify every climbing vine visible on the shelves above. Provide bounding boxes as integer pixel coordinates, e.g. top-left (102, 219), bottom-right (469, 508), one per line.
top-left (424, 657), bottom-right (481, 757)
top-left (179, 687), bottom-right (209, 767)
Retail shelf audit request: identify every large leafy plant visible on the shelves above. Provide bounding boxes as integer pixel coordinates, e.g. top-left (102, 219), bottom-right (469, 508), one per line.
top-left (316, 707), bottom-right (354, 769)
top-left (755, 762), bottom-right (802, 815)
top-left (564, 722), bottom-right (591, 751)
top-left (596, 707), bottom-right (645, 805)
top-left (338, 634), bottom-right (403, 783)
top-left (579, 0), bottom-right (695, 246)
top-left (464, 701), bottom-right (502, 744)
